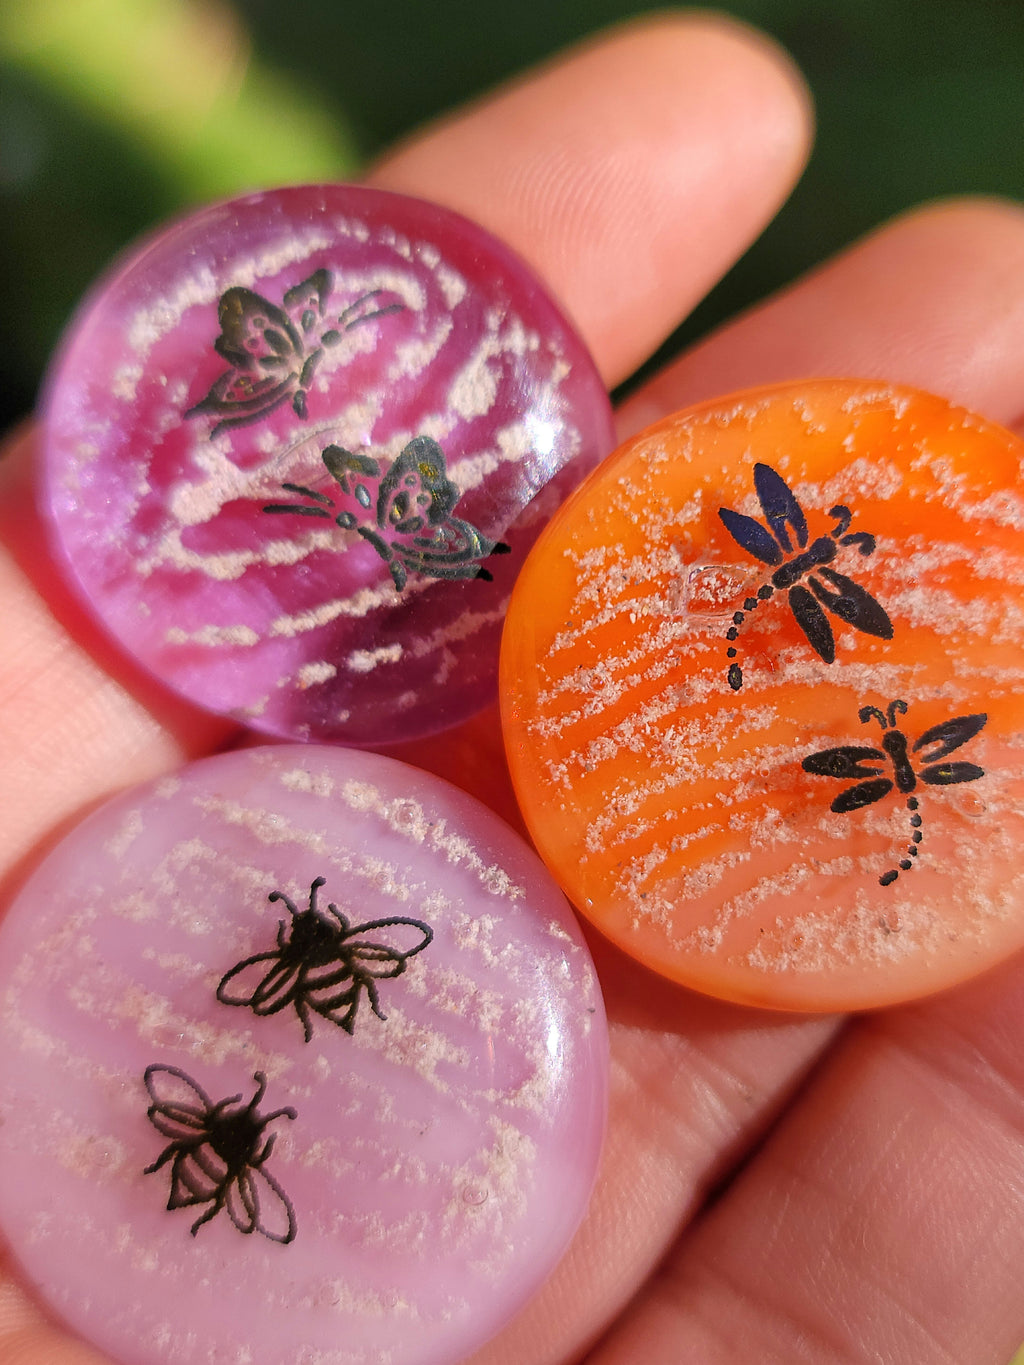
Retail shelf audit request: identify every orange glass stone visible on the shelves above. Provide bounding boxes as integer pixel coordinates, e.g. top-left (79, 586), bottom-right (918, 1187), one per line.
top-left (500, 379), bottom-right (1024, 1011)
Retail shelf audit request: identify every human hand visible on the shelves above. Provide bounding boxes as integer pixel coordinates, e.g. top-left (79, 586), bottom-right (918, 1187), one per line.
top-left (2, 14), bottom-right (1024, 1364)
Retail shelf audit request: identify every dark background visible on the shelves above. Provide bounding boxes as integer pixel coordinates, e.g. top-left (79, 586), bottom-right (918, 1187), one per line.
top-left (4, 0), bottom-right (1024, 432)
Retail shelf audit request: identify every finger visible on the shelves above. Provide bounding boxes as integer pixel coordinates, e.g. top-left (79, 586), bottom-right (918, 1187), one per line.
top-left (0, 425), bottom-right (233, 891)
top-left (620, 196), bottom-right (1024, 434)
top-left (0, 13), bottom-right (813, 889)
top-left (370, 12), bottom-right (812, 388)
top-left (0, 1272), bottom-right (105, 1365)
top-left (589, 958), bottom-right (1024, 1365)
top-left (370, 31), bottom-right (828, 1360)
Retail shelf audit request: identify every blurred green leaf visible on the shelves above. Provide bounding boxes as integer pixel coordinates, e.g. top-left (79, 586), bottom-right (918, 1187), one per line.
top-left (0, 0), bottom-right (358, 197)
top-left (0, 0), bottom-right (360, 424)
top-left (6, 0), bottom-right (1024, 430)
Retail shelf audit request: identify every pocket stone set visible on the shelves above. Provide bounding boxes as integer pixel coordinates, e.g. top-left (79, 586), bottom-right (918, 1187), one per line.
top-left (5, 183), bottom-right (1024, 1365)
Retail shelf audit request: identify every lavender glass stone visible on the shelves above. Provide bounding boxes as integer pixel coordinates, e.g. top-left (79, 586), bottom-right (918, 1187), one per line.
top-left (0, 746), bottom-right (608, 1365)
top-left (40, 184), bottom-right (614, 745)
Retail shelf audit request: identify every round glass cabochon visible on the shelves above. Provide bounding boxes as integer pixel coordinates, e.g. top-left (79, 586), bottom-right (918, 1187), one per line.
top-left (40, 183), bottom-right (614, 746)
top-left (501, 379), bottom-right (1024, 1012)
top-left (0, 746), bottom-right (608, 1365)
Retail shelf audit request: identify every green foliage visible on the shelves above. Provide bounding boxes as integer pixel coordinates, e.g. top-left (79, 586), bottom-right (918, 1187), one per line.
top-left (0, 0), bottom-right (357, 424)
top-left (3, 0), bottom-right (1024, 426)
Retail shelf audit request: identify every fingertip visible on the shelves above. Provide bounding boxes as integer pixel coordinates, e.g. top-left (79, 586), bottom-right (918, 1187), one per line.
top-left (620, 191), bottom-right (1024, 434)
top-left (370, 11), bottom-right (813, 386)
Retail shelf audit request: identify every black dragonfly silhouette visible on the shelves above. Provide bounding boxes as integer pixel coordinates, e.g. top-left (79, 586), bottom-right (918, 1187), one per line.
top-left (143, 1065), bottom-right (297, 1242)
top-left (717, 462), bottom-right (893, 689)
top-left (217, 876), bottom-right (433, 1042)
top-left (186, 269), bottom-right (404, 434)
top-left (802, 698), bottom-right (988, 886)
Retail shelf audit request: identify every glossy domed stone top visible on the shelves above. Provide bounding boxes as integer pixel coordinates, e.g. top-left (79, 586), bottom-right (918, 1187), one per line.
top-left (0, 746), bottom-right (608, 1365)
top-left (40, 184), bottom-right (614, 745)
top-left (502, 379), bottom-right (1024, 1012)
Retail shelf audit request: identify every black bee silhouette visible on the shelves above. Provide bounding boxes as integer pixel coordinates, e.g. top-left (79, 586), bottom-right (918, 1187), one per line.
top-left (143, 1065), bottom-right (297, 1242)
top-left (718, 462), bottom-right (893, 689)
top-left (802, 699), bottom-right (988, 886)
top-left (263, 436), bottom-right (511, 590)
top-left (186, 269), bottom-right (404, 434)
top-left (216, 876), bottom-right (434, 1042)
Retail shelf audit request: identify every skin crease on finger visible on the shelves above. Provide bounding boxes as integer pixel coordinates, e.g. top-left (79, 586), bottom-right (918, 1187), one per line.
top-left (2, 17), bottom-right (1024, 1365)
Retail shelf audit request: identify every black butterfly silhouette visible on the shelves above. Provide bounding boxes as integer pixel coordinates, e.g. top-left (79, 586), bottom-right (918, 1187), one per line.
top-left (186, 269), bottom-right (403, 434)
top-left (263, 435), bottom-right (511, 591)
top-left (802, 698), bottom-right (987, 886)
top-left (217, 876), bottom-right (434, 1042)
top-left (718, 462), bottom-right (893, 689)
top-left (143, 1065), bottom-right (297, 1242)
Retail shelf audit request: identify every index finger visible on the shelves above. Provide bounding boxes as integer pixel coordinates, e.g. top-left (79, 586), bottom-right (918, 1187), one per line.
top-left (0, 13), bottom-right (812, 887)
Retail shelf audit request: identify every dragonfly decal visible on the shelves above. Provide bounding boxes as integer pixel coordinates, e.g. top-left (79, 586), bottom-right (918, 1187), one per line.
top-left (263, 435), bottom-right (511, 591)
top-left (802, 699), bottom-right (988, 886)
top-left (186, 269), bottom-right (404, 434)
top-left (717, 462), bottom-right (893, 689)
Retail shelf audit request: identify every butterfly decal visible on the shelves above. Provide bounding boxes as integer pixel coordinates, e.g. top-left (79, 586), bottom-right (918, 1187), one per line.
top-left (143, 1065), bottom-right (297, 1243)
top-left (263, 435), bottom-right (511, 590)
top-left (802, 698), bottom-right (988, 885)
top-left (216, 876), bottom-right (434, 1042)
top-left (186, 269), bottom-right (404, 434)
top-left (717, 462), bottom-right (893, 689)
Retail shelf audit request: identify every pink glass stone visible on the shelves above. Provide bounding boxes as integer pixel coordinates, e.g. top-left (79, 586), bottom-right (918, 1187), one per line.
top-left (0, 746), bottom-right (608, 1365)
top-left (40, 184), bottom-right (614, 745)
